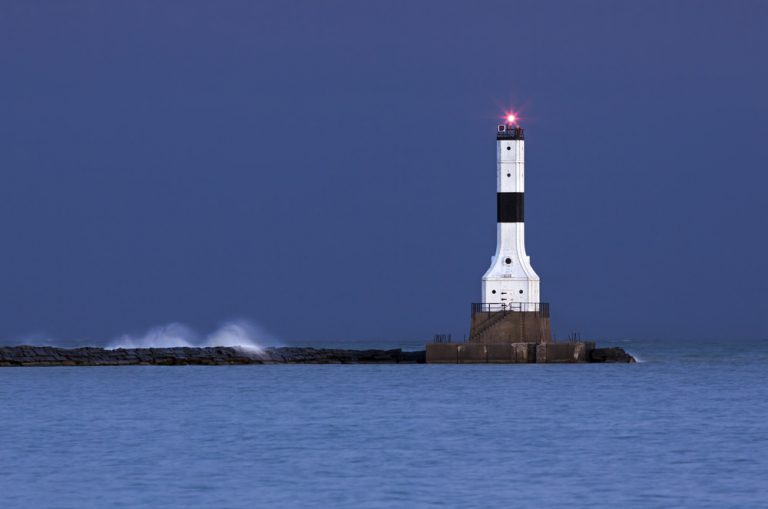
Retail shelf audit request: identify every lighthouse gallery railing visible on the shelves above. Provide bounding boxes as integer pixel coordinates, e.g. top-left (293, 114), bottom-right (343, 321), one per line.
top-left (471, 302), bottom-right (550, 317)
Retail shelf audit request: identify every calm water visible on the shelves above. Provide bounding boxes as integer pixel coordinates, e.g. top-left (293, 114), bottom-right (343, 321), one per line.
top-left (1, 339), bottom-right (766, 508)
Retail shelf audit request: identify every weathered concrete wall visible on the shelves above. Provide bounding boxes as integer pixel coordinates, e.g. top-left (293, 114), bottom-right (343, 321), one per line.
top-left (428, 343), bottom-right (534, 364)
top-left (485, 344), bottom-right (512, 363)
top-left (457, 343), bottom-right (488, 363)
top-left (486, 343), bottom-right (536, 363)
top-left (425, 341), bottom-right (633, 364)
top-left (426, 342), bottom-right (541, 364)
top-left (425, 344), bottom-right (459, 364)
top-left (470, 311), bottom-right (552, 344)
top-left (535, 342), bottom-right (595, 363)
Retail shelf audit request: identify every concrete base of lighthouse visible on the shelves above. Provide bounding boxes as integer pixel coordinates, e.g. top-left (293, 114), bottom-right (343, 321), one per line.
top-left (425, 341), bottom-right (596, 364)
top-left (469, 310), bottom-right (552, 344)
top-left (424, 303), bottom-right (635, 364)
top-left (425, 303), bottom-right (567, 364)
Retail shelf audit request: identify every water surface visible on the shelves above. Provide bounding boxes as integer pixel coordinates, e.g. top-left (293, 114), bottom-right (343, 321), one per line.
top-left (1, 338), bottom-right (766, 508)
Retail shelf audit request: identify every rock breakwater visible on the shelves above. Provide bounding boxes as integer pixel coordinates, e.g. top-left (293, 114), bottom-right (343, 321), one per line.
top-left (0, 346), bottom-right (426, 367)
top-left (0, 344), bottom-right (635, 367)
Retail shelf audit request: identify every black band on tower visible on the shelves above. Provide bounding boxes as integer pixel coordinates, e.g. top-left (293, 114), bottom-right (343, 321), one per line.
top-left (497, 192), bottom-right (524, 222)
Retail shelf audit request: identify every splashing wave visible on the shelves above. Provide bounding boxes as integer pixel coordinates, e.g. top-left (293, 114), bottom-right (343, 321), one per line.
top-left (107, 320), bottom-right (275, 353)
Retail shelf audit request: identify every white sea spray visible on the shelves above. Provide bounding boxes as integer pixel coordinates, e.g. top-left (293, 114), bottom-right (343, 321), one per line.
top-left (106, 320), bottom-right (277, 353)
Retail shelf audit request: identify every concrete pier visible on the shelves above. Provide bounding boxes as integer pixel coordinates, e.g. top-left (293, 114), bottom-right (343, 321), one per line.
top-left (426, 341), bottom-right (635, 364)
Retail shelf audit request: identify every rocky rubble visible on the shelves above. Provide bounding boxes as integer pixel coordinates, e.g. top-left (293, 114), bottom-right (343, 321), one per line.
top-left (589, 347), bottom-right (636, 363)
top-left (0, 346), bottom-right (427, 367)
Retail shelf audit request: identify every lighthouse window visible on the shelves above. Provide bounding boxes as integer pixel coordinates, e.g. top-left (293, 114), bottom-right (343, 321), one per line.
top-left (519, 290), bottom-right (524, 294)
top-left (492, 290), bottom-right (496, 294)
top-left (504, 257), bottom-right (512, 264)
top-left (507, 173), bottom-right (511, 177)
top-left (506, 146), bottom-right (511, 151)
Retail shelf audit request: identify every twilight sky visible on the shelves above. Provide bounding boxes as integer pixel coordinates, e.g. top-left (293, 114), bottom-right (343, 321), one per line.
top-left (0, 1), bottom-right (766, 344)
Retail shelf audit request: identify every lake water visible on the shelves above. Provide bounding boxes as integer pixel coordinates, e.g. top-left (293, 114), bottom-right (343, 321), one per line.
top-left (1, 338), bottom-right (766, 508)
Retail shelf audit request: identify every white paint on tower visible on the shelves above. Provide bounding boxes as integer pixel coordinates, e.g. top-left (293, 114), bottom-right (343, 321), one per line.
top-left (481, 121), bottom-right (541, 310)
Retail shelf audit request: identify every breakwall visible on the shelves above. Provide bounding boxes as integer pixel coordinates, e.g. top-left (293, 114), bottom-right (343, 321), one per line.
top-left (0, 344), bottom-right (635, 366)
top-left (0, 346), bottom-right (426, 367)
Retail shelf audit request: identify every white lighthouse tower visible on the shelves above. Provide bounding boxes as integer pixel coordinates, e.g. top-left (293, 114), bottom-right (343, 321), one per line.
top-left (481, 116), bottom-right (541, 311)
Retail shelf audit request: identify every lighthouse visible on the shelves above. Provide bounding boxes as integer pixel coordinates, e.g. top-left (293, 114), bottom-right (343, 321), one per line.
top-left (464, 115), bottom-right (551, 345)
top-left (481, 115), bottom-right (541, 311)
top-left (424, 114), bottom-right (614, 363)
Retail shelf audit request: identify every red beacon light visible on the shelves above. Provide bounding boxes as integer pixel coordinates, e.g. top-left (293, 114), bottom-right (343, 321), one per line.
top-left (498, 112), bottom-right (524, 139)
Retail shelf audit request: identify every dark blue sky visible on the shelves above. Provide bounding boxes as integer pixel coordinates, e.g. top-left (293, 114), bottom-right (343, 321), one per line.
top-left (1, 1), bottom-right (766, 343)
